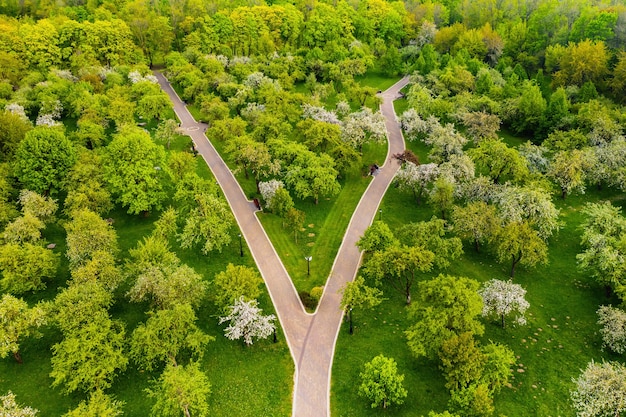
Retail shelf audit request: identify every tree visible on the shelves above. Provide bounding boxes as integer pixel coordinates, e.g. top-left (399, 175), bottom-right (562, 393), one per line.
top-left (18, 190), bottom-right (57, 224)
top-left (131, 304), bottom-right (212, 371)
top-left (0, 110), bottom-right (31, 163)
top-left (0, 294), bottom-right (46, 363)
top-left (178, 192), bottom-right (233, 255)
top-left (284, 152), bottom-right (340, 205)
top-left (357, 221), bottom-right (399, 254)
top-left (552, 40), bottom-right (609, 87)
top-left (285, 207), bottom-right (305, 243)
top-left (479, 279), bottom-right (529, 328)
top-left (395, 162), bottom-right (439, 205)
top-left (452, 202), bottom-right (499, 252)
top-left (155, 119), bottom-right (179, 150)
top-left (0, 243), bottom-right (58, 294)
top-left (495, 184), bottom-right (561, 240)
top-left (397, 218), bottom-right (463, 270)
top-left (103, 128), bottom-right (166, 215)
top-left (597, 306), bottom-right (626, 354)
top-left (52, 282), bottom-right (113, 334)
top-left (363, 245), bottom-right (434, 305)
top-left (469, 139), bottom-right (528, 184)
top-left (128, 263), bottom-right (207, 311)
top-left (69, 251), bottom-right (123, 292)
top-left (358, 355), bottom-right (408, 409)
top-left (147, 362), bottom-right (211, 417)
top-left (219, 297), bottom-right (276, 346)
top-left (548, 149), bottom-right (590, 199)
top-left (494, 221), bottom-right (548, 278)
top-left (63, 150), bottom-right (112, 216)
top-left (0, 391), bottom-right (38, 417)
top-left (406, 274), bottom-right (484, 359)
top-left (439, 332), bottom-right (485, 391)
top-left (571, 360), bottom-right (626, 417)
top-left (429, 177), bottom-right (455, 220)
top-left (225, 136), bottom-right (279, 192)
top-left (14, 127), bottom-right (76, 196)
top-left (576, 202), bottom-right (626, 296)
top-left (339, 276), bottom-right (383, 334)
top-left (2, 213), bottom-right (45, 245)
top-left (63, 390), bottom-right (124, 417)
top-left (459, 112), bottom-right (501, 143)
top-left (65, 209), bottom-right (118, 269)
top-left (50, 314), bottom-right (128, 393)
top-left (506, 80), bottom-right (546, 135)
top-left (213, 264), bottom-right (263, 312)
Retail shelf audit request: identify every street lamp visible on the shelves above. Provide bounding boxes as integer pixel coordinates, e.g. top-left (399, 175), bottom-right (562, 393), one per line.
top-left (238, 233), bottom-right (243, 257)
top-left (379, 209), bottom-right (382, 221)
top-left (305, 256), bottom-right (312, 276)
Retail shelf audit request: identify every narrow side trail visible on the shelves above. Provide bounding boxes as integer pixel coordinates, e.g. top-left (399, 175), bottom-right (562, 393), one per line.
top-left (155, 71), bottom-right (409, 416)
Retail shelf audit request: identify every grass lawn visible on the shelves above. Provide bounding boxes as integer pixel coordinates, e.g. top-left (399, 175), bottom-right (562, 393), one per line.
top-left (331, 166), bottom-right (623, 416)
top-left (0, 134), bottom-right (293, 416)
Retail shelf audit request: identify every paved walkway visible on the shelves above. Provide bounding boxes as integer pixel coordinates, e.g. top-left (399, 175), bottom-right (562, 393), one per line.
top-left (155, 71), bottom-right (409, 416)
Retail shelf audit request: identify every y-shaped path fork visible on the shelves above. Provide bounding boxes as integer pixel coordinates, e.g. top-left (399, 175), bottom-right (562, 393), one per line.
top-left (154, 71), bottom-right (410, 417)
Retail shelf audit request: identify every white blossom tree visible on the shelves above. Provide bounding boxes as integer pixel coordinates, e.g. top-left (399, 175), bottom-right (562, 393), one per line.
top-left (219, 297), bottom-right (276, 346)
top-left (399, 108), bottom-right (429, 141)
top-left (494, 184), bottom-right (561, 240)
top-left (0, 391), bottom-right (38, 416)
top-left (395, 162), bottom-right (438, 205)
top-left (259, 180), bottom-right (284, 208)
top-left (571, 360), bottom-right (626, 417)
top-left (301, 104), bottom-right (341, 125)
top-left (479, 279), bottom-right (529, 328)
top-left (341, 107), bottom-right (387, 151)
top-left (597, 306), bottom-right (626, 354)
top-left (424, 120), bottom-right (468, 163)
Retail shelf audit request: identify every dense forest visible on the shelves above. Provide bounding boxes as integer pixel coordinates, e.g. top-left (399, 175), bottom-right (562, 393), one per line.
top-left (2, 0), bottom-right (626, 416)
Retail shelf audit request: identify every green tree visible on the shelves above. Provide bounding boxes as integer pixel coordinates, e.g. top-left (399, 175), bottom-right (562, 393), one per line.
top-left (147, 362), bottom-right (211, 417)
top-left (340, 276), bottom-right (383, 334)
top-left (65, 209), bottom-right (118, 269)
top-left (406, 274), bottom-right (484, 359)
top-left (284, 152), bottom-right (340, 205)
top-left (548, 149), bottom-right (590, 199)
top-left (363, 245), bottom-right (435, 305)
top-left (357, 221), bottom-right (399, 254)
top-left (50, 314), bottom-right (128, 394)
top-left (52, 282), bottom-right (113, 334)
top-left (397, 217), bottom-right (463, 270)
top-left (494, 221), bottom-right (548, 278)
top-left (429, 177), bottom-right (455, 220)
top-left (63, 390), bottom-right (124, 417)
top-left (358, 354), bottom-right (408, 409)
top-left (2, 213), bottom-right (45, 245)
top-left (213, 264), bottom-right (263, 312)
top-left (0, 294), bottom-right (46, 363)
top-left (451, 202), bottom-right (499, 252)
top-left (131, 304), bottom-right (212, 371)
top-left (285, 207), bottom-right (305, 243)
top-left (69, 251), bottom-right (123, 292)
top-left (0, 110), bottom-right (31, 163)
top-left (14, 127), bottom-right (76, 195)
top-left (0, 243), bottom-right (58, 294)
top-left (439, 332), bottom-right (486, 391)
top-left (103, 128), bottom-right (166, 215)
top-left (178, 192), bottom-right (233, 255)
top-left (469, 139), bottom-right (528, 184)
top-left (155, 119), bottom-right (179, 150)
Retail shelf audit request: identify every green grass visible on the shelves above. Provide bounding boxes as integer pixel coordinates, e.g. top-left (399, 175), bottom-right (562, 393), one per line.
top-left (332, 171), bottom-right (623, 416)
top-left (0, 134), bottom-right (293, 416)
top-left (355, 70), bottom-right (401, 91)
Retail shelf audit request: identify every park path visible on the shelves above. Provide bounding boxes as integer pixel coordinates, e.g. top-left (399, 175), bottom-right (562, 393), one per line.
top-left (154, 71), bottom-right (409, 416)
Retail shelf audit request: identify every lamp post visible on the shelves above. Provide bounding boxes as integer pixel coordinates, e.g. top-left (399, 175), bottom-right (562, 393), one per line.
top-left (379, 209), bottom-right (382, 221)
top-left (305, 256), bottom-right (312, 276)
top-left (238, 233), bottom-right (243, 257)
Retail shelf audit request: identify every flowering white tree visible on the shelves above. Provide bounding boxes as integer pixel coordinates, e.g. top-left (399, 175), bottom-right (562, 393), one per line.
top-left (128, 70), bottom-right (158, 84)
top-left (479, 279), bottom-right (529, 328)
top-left (5, 103), bottom-right (28, 121)
top-left (259, 179), bottom-right (284, 207)
top-left (399, 108), bottom-right (428, 141)
top-left (424, 120), bottom-right (468, 163)
top-left (219, 297), bottom-right (276, 346)
top-left (301, 104), bottom-right (341, 125)
top-left (519, 141), bottom-right (550, 174)
top-left (0, 391), bottom-right (38, 416)
top-left (341, 107), bottom-right (386, 150)
top-left (395, 162), bottom-right (438, 205)
top-left (494, 184), bottom-right (561, 239)
top-left (597, 305), bottom-right (626, 354)
top-left (571, 360), bottom-right (626, 417)
top-left (438, 154), bottom-right (475, 185)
